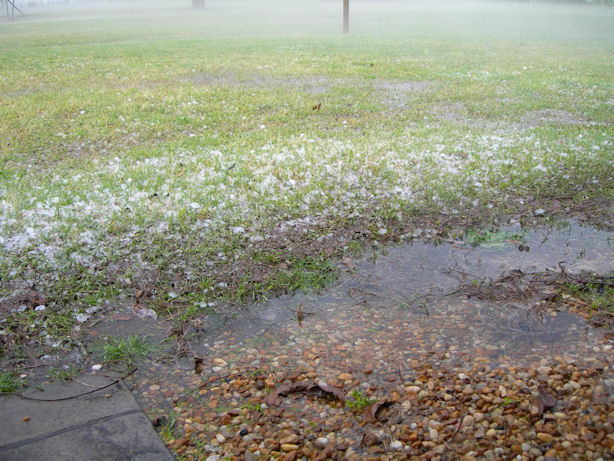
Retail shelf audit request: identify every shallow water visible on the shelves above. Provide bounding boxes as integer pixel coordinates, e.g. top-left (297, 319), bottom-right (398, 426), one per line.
top-left (189, 222), bottom-right (612, 369)
top-left (133, 222), bottom-right (613, 412)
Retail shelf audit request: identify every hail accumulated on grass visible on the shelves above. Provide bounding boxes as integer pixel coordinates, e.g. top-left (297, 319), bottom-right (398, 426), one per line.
top-left (0, 128), bottom-right (612, 299)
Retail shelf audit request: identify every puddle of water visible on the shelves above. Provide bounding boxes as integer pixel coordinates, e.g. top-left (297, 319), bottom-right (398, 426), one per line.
top-left (133, 222), bottom-right (613, 413)
top-left (189, 222), bottom-right (612, 369)
top-left (90, 316), bottom-right (171, 344)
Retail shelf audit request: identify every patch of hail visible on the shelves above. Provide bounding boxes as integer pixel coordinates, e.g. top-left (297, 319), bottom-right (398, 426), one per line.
top-left (0, 130), bottom-right (610, 287)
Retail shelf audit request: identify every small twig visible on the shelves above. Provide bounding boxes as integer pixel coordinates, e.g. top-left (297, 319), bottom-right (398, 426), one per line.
top-left (397, 366), bottom-right (405, 386)
top-left (451, 406), bottom-right (465, 443)
top-left (17, 368), bottom-right (138, 402)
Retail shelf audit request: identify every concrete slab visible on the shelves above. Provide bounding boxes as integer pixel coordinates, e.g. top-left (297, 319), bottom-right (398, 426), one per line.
top-left (0, 374), bottom-right (174, 461)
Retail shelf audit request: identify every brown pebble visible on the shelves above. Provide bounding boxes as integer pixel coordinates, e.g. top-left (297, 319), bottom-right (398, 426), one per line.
top-left (280, 434), bottom-right (299, 445)
top-left (280, 443), bottom-right (299, 451)
top-left (537, 432), bottom-right (555, 443)
top-left (23, 416), bottom-right (30, 422)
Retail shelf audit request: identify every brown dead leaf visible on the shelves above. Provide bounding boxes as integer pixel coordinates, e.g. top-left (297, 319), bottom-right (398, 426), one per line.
top-left (316, 383), bottom-right (346, 405)
top-left (295, 304), bottom-right (314, 328)
top-left (360, 430), bottom-right (379, 447)
top-left (263, 381), bottom-right (346, 406)
top-left (297, 304), bottom-right (304, 328)
top-left (362, 399), bottom-right (394, 424)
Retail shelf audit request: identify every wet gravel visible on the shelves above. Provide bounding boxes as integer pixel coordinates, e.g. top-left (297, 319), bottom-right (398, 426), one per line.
top-left (129, 223), bottom-right (613, 460)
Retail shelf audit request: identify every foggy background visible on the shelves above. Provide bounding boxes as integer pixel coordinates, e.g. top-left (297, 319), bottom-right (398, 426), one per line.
top-left (3, 0), bottom-right (614, 42)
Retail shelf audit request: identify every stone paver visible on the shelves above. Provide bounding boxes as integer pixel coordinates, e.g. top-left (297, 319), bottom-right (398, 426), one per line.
top-left (0, 375), bottom-right (174, 461)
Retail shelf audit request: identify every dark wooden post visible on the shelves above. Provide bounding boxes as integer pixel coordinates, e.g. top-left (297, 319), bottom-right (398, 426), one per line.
top-left (343, 0), bottom-right (349, 34)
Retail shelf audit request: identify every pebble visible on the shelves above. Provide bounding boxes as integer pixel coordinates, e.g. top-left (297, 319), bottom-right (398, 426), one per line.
top-left (280, 434), bottom-right (299, 444)
top-left (537, 432), bottom-right (554, 443)
top-left (314, 437), bottom-right (328, 448)
top-left (462, 415), bottom-right (474, 427)
top-left (390, 440), bottom-right (403, 450)
top-left (406, 385), bottom-right (421, 395)
top-left (280, 443), bottom-right (299, 451)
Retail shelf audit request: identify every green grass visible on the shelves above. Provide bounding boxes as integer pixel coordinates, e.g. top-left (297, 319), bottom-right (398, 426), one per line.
top-left (46, 365), bottom-right (80, 382)
top-left (346, 389), bottom-right (378, 412)
top-left (0, 0), bottom-right (613, 354)
top-left (157, 412), bottom-right (179, 443)
top-left (0, 371), bottom-right (28, 393)
top-left (464, 229), bottom-right (526, 248)
top-left (96, 335), bottom-right (157, 367)
top-left (563, 275), bottom-right (614, 314)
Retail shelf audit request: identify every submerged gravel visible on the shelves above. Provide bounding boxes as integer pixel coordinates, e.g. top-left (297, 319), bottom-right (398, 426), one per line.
top-left (131, 224), bottom-right (613, 460)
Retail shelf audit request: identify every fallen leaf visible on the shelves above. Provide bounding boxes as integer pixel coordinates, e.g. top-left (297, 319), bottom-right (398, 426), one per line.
top-left (295, 304), bottom-right (314, 328)
top-left (362, 399), bottom-right (394, 424)
top-left (263, 381), bottom-right (346, 406)
top-left (297, 304), bottom-right (304, 328)
top-left (360, 430), bottom-right (379, 447)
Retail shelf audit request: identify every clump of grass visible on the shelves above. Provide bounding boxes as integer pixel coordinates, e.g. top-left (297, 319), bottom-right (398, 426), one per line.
top-left (0, 371), bottom-right (28, 393)
top-left (97, 335), bottom-right (157, 367)
top-left (47, 365), bottom-right (80, 383)
top-left (464, 229), bottom-right (525, 248)
top-left (563, 275), bottom-right (614, 319)
top-left (346, 389), bottom-right (377, 412)
top-left (268, 255), bottom-right (338, 294)
top-left (157, 412), bottom-right (178, 442)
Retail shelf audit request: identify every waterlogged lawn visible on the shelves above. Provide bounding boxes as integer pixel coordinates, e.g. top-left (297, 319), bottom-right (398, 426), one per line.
top-left (0, 0), bottom-right (612, 356)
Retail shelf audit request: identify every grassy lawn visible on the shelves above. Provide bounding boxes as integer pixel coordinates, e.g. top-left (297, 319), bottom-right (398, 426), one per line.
top-left (0, 0), bottom-right (612, 359)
